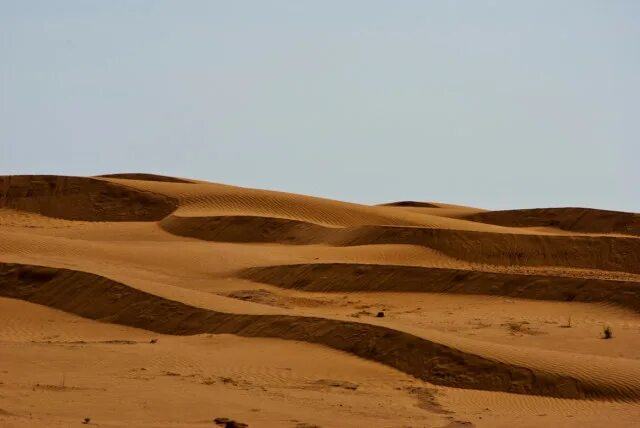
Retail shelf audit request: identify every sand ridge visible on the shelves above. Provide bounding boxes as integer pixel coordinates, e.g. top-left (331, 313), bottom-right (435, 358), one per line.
top-left (1, 173), bottom-right (639, 427)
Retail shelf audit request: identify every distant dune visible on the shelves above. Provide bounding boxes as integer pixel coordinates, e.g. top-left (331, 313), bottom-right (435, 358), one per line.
top-left (1, 173), bottom-right (639, 427)
top-left (464, 207), bottom-right (640, 237)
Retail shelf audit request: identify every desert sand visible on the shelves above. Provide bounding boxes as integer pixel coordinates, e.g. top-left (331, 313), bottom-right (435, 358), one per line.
top-left (1, 173), bottom-right (639, 427)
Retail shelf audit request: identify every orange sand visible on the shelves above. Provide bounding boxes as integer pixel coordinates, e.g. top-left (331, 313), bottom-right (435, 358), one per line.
top-left (1, 174), bottom-right (639, 427)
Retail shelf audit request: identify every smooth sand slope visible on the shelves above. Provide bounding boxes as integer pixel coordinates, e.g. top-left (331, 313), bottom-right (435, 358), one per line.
top-left (1, 174), bottom-right (639, 427)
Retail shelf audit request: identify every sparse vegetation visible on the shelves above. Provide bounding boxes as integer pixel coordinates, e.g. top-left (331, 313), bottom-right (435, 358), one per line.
top-left (560, 316), bottom-right (572, 328)
top-left (214, 417), bottom-right (248, 427)
top-left (349, 310), bottom-right (371, 318)
top-left (507, 322), bottom-right (523, 333)
top-left (504, 321), bottom-right (545, 336)
top-left (603, 325), bottom-right (613, 339)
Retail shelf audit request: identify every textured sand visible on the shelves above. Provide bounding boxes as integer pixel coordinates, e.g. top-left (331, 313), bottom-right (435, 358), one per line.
top-left (1, 174), bottom-right (639, 427)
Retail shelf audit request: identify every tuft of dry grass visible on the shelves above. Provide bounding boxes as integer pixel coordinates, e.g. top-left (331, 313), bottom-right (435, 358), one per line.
top-left (560, 315), bottom-right (572, 328)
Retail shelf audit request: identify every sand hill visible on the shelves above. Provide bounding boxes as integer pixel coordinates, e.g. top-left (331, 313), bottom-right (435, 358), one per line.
top-left (1, 174), bottom-right (639, 427)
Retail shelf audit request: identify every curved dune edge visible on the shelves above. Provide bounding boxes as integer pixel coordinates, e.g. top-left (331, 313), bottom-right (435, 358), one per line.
top-left (1, 262), bottom-right (634, 401)
top-left (240, 263), bottom-right (640, 313)
top-left (464, 208), bottom-right (640, 237)
top-left (96, 173), bottom-right (196, 183)
top-left (379, 201), bottom-right (442, 208)
top-left (0, 175), bottom-right (178, 222)
top-left (160, 215), bottom-right (640, 274)
top-left (159, 214), bottom-right (328, 244)
top-left (103, 176), bottom-right (439, 228)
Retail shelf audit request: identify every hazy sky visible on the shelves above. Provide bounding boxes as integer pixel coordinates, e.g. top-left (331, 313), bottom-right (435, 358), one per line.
top-left (1, 1), bottom-right (638, 211)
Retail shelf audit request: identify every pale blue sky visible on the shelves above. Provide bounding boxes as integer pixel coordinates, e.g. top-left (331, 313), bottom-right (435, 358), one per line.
top-left (1, 1), bottom-right (638, 211)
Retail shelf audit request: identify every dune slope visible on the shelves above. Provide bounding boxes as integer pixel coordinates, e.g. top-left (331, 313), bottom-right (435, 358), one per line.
top-left (2, 173), bottom-right (639, 427)
top-left (464, 207), bottom-right (640, 237)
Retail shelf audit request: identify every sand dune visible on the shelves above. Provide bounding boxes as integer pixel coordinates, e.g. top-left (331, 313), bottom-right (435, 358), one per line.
top-left (379, 201), bottom-right (442, 208)
top-left (161, 215), bottom-right (640, 274)
top-left (1, 298), bottom-right (442, 428)
top-left (2, 173), bottom-right (639, 427)
top-left (241, 263), bottom-right (640, 311)
top-left (8, 261), bottom-right (640, 401)
top-left (464, 207), bottom-right (640, 237)
top-left (0, 175), bottom-right (176, 221)
top-left (97, 173), bottom-right (197, 183)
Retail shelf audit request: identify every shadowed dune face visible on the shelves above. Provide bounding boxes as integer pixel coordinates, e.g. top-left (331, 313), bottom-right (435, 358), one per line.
top-left (96, 173), bottom-right (195, 183)
top-left (0, 175), bottom-right (177, 221)
top-left (379, 201), bottom-right (441, 208)
top-left (161, 215), bottom-right (640, 274)
top-left (464, 208), bottom-right (640, 237)
top-left (2, 173), bottom-right (640, 426)
top-left (339, 226), bottom-right (640, 274)
top-left (0, 262), bottom-right (629, 400)
top-left (160, 215), bottom-right (325, 244)
top-left (0, 175), bottom-right (176, 221)
top-left (241, 263), bottom-right (640, 312)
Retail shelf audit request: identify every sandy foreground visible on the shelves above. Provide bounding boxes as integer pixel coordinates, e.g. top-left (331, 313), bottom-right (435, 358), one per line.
top-left (1, 173), bottom-right (639, 427)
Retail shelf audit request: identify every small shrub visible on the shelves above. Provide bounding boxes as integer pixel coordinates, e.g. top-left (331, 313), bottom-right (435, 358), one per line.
top-left (506, 322), bottom-right (520, 333)
top-left (603, 325), bottom-right (613, 339)
top-left (214, 417), bottom-right (248, 427)
top-left (560, 316), bottom-right (572, 328)
top-left (376, 311), bottom-right (385, 318)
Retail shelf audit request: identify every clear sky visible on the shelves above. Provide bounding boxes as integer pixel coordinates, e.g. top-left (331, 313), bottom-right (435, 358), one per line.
top-left (1, 1), bottom-right (638, 211)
